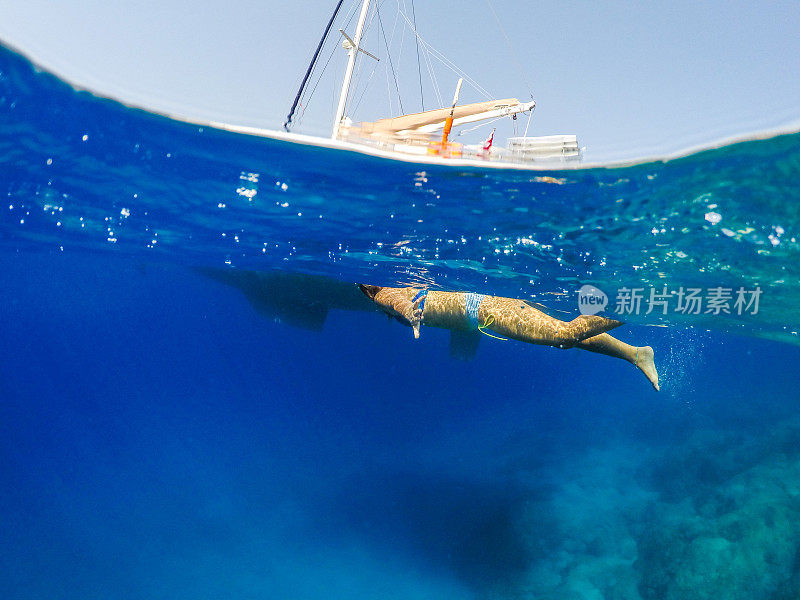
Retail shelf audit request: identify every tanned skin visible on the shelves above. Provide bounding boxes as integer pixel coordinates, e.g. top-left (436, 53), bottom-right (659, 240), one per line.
top-left (359, 284), bottom-right (659, 391)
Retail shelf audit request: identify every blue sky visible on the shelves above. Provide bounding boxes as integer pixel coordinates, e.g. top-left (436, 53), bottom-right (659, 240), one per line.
top-left (1, 0), bottom-right (798, 161)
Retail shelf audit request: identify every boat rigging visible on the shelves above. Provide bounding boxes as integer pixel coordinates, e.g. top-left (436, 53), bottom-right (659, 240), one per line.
top-left (284, 0), bottom-right (581, 165)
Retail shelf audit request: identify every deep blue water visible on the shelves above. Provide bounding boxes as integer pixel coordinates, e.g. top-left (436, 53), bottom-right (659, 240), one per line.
top-left (1, 44), bottom-right (800, 599)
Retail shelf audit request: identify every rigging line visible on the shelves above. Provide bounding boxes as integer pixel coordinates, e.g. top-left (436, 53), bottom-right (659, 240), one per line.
top-left (415, 36), bottom-right (491, 101)
top-left (285, 0), bottom-right (346, 130)
top-left (402, 5), bottom-right (442, 107)
top-left (385, 0), bottom-right (404, 115)
top-left (395, 9), bottom-right (493, 100)
top-left (395, 6), bottom-right (458, 101)
top-left (455, 114), bottom-right (507, 136)
top-left (391, 2), bottom-right (441, 106)
top-left (378, 0), bottom-right (394, 115)
top-left (350, 2), bottom-right (390, 113)
top-left (299, 5), bottom-right (359, 123)
top-left (390, 2), bottom-right (406, 89)
top-left (350, 49), bottom-right (383, 115)
top-left (350, 11), bottom-right (389, 116)
top-left (416, 36), bottom-right (492, 100)
top-left (381, 0), bottom-right (406, 115)
top-left (297, 26), bottom-right (342, 124)
top-left (523, 104), bottom-right (535, 137)
top-left (410, 0), bottom-right (425, 111)
top-left (376, 0), bottom-right (404, 115)
top-left (422, 40), bottom-right (443, 107)
top-left (484, 0), bottom-right (535, 98)
top-left (383, 39), bottom-right (394, 115)
top-left (297, 1), bottom-right (360, 124)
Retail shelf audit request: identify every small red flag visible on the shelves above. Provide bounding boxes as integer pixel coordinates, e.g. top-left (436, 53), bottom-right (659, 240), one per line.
top-left (482, 128), bottom-right (495, 152)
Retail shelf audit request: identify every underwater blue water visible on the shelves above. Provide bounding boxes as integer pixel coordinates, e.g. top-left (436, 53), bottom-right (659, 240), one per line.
top-left (1, 44), bottom-right (800, 599)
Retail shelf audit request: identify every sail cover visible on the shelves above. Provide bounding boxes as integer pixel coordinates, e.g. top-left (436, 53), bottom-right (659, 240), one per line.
top-left (357, 98), bottom-right (521, 135)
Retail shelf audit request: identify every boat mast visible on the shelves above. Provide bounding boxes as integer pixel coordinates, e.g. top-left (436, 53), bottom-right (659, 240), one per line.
top-left (332, 0), bottom-right (372, 139)
top-left (284, 0), bottom-right (346, 132)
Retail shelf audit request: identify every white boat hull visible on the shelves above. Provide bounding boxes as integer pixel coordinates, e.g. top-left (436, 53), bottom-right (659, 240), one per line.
top-left (208, 121), bottom-right (582, 171)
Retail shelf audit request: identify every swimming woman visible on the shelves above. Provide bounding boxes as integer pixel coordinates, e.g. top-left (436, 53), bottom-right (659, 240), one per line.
top-left (359, 284), bottom-right (659, 391)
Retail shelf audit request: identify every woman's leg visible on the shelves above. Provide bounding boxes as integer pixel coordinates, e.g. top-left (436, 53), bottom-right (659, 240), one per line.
top-left (480, 296), bottom-right (659, 391)
top-left (479, 296), bottom-right (624, 348)
top-left (577, 333), bottom-right (659, 391)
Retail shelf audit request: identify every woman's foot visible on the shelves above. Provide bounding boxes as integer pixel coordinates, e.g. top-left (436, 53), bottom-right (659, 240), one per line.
top-left (635, 346), bottom-right (659, 391)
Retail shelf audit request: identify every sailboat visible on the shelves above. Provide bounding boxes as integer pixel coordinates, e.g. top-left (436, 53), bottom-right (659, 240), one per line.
top-left (221, 0), bottom-right (580, 168)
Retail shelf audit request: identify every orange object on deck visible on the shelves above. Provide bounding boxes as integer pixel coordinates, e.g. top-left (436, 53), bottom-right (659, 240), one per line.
top-left (441, 115), bottom-right (454, 147)
top-left (427, 140), bottom-right (462, 158)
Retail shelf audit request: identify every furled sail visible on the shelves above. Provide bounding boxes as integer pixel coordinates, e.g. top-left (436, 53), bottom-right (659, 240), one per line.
top-left (355, 98), bottom-right (522, 137)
